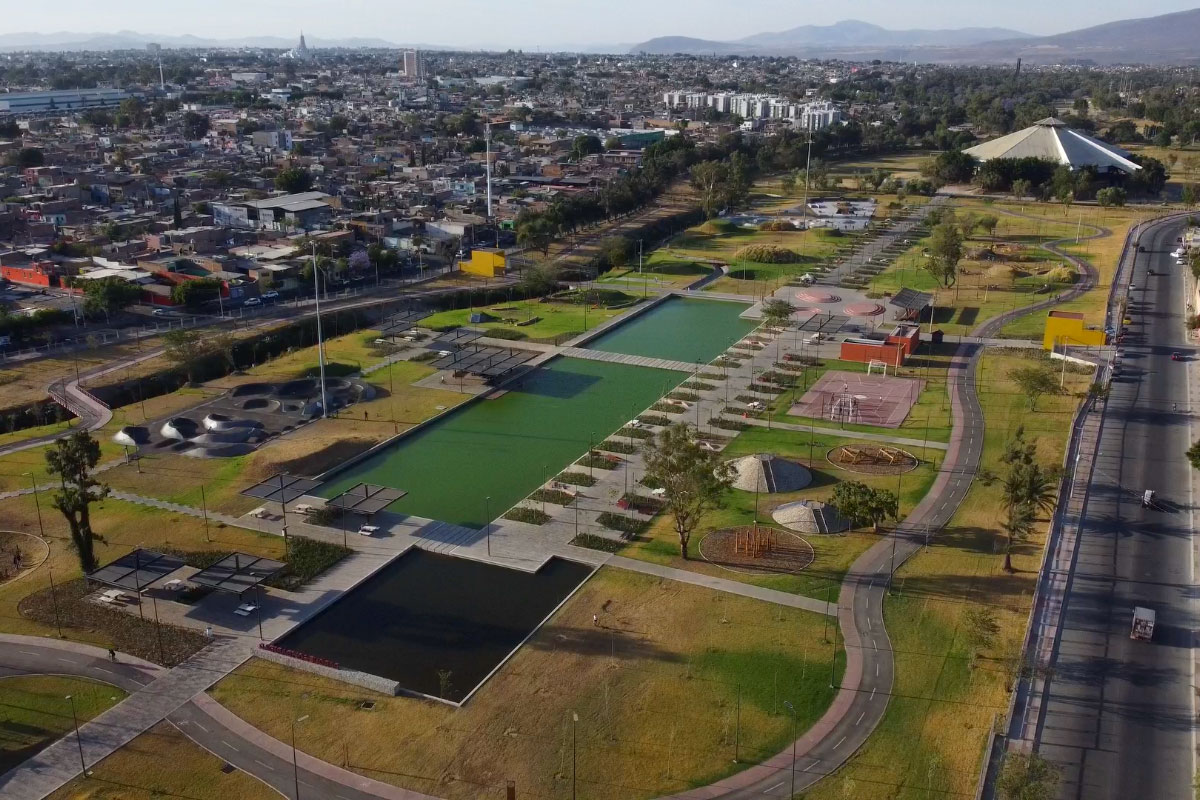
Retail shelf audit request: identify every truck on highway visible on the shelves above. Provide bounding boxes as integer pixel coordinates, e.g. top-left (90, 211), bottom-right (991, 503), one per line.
top-left (1131, 606), bottom-right (1156, 641)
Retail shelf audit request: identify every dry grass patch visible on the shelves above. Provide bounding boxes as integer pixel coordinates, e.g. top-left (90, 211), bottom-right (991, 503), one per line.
top-left (48, 721), bottom-right (277, 800)
top-left (0, 675), bottom-right (125, 775)
top-left (211, 567), bottom-right (843, 800)
top-left (804, 349), bottom-right (1091, 799)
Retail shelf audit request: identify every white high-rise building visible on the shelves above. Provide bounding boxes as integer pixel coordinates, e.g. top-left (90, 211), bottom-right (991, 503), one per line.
top-left (401, 50), bottom-right (425, 80)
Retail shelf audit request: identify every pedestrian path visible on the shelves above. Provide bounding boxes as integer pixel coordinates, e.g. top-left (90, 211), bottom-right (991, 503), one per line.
top-left (734, 415), bottom-right (950, 451)
top-left (0, 636), bottom-right (253, 800)
top-left (560, 346), bottom-right (699, 373)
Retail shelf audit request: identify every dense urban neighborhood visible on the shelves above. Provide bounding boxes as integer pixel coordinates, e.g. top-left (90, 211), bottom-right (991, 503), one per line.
top-left (2, 8), bottom-right (1200, 800)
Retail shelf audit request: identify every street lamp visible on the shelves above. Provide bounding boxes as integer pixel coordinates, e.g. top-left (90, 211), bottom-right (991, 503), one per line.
top-left (783, 700), bottom-right (798, 798)
top-left (571, 711), bottom-right (580, 800)
top-left (66, 694), bottom-right (88, 776)
top-left (311, 244), bottom-right (328, 419)
top-left (26, 472), bottom-right (62, 637)
top-left (292, 714), bottom-right (309, 800)
top-left (485, 495), bottom-right (492, 556)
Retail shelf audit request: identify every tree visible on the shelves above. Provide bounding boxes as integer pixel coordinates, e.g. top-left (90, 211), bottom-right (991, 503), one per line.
top-left (518, 261), bottom-right (559, 296)
top-left (516, 216), bottom-right (555, 255)
top-left (996, 752), bottom-right (1059, 800)
top-left (926, 222), bottom-right (964, 288)
top-left (604, 136), bottom-right (622, 150)
top-left (45, 430), bottom-right (110, 573)
top-left (760, 298), bottom-right (797, 328)
top-left (1187, 439), bottom-right (1200, 472)
top-left (600, 236), bottom-right (633, 269)
top-left (830, 481), bottom-right (900, 533)
top-left (690, 160), bottom-right (732, 218)
top-left (81, 277), bottom-right (141, 319)
top-left (6, 147), bottom-right (44, 168)
top-left (570, 134), bottom-right (602, 161)
top-left (181, 111), bottom-right (210, 140)
top-left (1000, 501), bottom-right (1036, 572)
top-left (642, 423), bottom-right (733, 558)
top-left (1009, 365), bottom-right (1059, 411)
top-left (1183, 184), bottom-right (1198, 209)
top-left (779, 172), bottom-right (797, 196)
top-left (923, 149), bottom-right (977, 184)
top-left (1096, 186), bottom-right (1126, 207)
top-left (162, 328), bottom-right (215, 385)
top-left (171, 277), bottom-right (222, 310)
top-left (275, 166), bottom-right (314, 194)
top-left (977, 214), bottom-right (999, 237)
top-left (1011, 178), bottom-right (1032, 199)
top-left (963, 606), bottom-right (1000, 662)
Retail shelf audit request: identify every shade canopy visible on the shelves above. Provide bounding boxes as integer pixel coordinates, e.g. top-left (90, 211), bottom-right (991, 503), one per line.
top-left (964, 118), bottom-right (1141, 174)
top-left (241, 473), bottom-right (322, 505)
top-left (190, 553), bottom-right (287, 594)
top-left (89, 549), bottom-right (186, 592)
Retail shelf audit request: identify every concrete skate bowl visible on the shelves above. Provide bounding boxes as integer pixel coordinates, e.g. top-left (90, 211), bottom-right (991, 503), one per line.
top-left (112, 426), bottom-right (151, 447)
top-left (203, 413), bottom-right (264, 432)
top-left (160, 417), bottom-right (200, 441)
top-left (796, 290), bottom-right (840, 304)
top-left (843, 302), bottom-right (886, 317)
top-left (772, 500), bottom-right (850, 535)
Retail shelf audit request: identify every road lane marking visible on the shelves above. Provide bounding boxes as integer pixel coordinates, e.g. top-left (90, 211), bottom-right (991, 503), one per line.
top-left (254, 759), bottom-right (274, 771)
top-left (855, 712), bottom-right (865, 725)
top-left (875, 663), bottom-right (880, 677)
top-left (56, 657), bottom-right (75, 664)
top-left (871, 639), bottom-right (878, 651)
top-left (765, 781), bottom-right (784, 793)
top-left (194, 721), bottom-right (208, 733)
top-left (223, 741), bottom-right (239, 752)
top-left (93, 666), bottom-right (114, 675)
top-left (19, 650), bottom-right (39, 656)
top-left (870, 688), bottom-right (876, 699)
top-left (833, 736), bottom-right (847, 750)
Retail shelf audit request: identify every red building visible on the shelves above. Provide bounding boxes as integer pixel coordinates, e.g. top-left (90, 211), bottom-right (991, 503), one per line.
top-left (0, 260), bottom-right (60, 288)
top-left (839, 324), bottom-right (921, 368)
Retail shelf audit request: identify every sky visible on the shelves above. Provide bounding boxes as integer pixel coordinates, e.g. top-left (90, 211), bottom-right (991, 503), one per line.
top-left (5, 0), bottom-right (1200, 48)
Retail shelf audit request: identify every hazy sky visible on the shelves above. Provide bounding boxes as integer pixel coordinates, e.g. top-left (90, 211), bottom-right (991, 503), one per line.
top-left (6, 0), bottom-right (1199, 47)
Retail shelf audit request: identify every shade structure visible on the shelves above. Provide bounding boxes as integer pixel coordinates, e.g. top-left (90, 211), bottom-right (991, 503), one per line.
top-left (190, 553), bottom-right (287, 594)
top-left (241, 473), bottom-right (322, 505)
top-left (89, 549), bottom-right (186, 592)
top-left (724, 453), bottom-right (812, 493)
top-left (964, 117), bottom-right (1141, 174)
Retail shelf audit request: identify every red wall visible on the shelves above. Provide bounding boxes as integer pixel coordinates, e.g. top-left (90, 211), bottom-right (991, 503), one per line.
top-left (1, 264), bottom-right (54, 287)
top-left (840, 340), bottom-right (906, 367)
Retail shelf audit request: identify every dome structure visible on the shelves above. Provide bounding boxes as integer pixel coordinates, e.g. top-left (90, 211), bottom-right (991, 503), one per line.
top-left (772, 500), bottom-right (849, 534)
top-left (724, 453), bottom-right (812, 493)
top-left (964, 118), bottom-right (1141, 175)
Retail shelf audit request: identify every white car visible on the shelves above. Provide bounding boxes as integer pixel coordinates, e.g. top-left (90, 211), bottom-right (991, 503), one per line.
top-left (243, 297), bottom-right (262, 307)
top-left (358, 525), bottom-right (380, 536)
top-left (262, 290), bottom-right (280, 301)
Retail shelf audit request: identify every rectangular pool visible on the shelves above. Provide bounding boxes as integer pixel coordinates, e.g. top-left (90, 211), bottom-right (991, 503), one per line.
top-left (320, 357), bottom-right (680, 528)
top-left (277, 550), bottom-right (593, 702)
top-left (584, 296), bottom-right (755, 364)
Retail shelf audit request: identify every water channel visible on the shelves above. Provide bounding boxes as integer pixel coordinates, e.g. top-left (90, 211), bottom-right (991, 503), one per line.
top-left (320, 298), bottom-right (754, 527)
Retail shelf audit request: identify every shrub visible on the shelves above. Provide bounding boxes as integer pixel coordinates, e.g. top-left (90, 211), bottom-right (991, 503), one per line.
top-left (697, 372), bottom-right (726, 381)
top-left (571, 533), bottom-right (624, 553)
top-left (618, 426), bottom-right (653, 439)
top-left (600, 439), bottom-right (638, 454)
top-left (733, 244), bottom-right (803, 264)
top-left (651, 402), bottom-right (684, 413)
top-left (710, 416), bottom-right (750, 431)
top-left (532, 488), bottom-right (576, 505)
top-left (619, 493), bottom-right (665, 515)
top-left (504, 507), bottom-right (550, 525)
top-left (667, 390), bottom-right (700, 401)
top-left (596, 512), bottom-right (650, 537)
top-left (484, 327), bottom-right (527, 340)
top-left (578, 451), bottom-right (621, 470)
top-left (637, 414), bottom-right (672, 426)
top-left (557, 471), bottom-right (596, 486)
top-left (682, 380), bottom-right (716, 391)
top-left (272, 537), bottom-right (352, 590)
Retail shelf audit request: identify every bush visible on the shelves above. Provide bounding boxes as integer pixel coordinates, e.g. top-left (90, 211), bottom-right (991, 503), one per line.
top-left (600, 439), bottom-right (638, 454)
top-left (571, 533), bottom-right (624, 553)
top-left (272, 536), bottom-right (352, 590)
top-left (619, 493), bottom-right (665, 515)
top-left (484, 327), bottom-right (527, 340)
top-left (579, 451), bottom-right (621, 470)
top-left (637, 414), bottom-right (672, 426)
top-left (532, 488), bottom-right (576, 505)
top-left (596, 512), bottom-right (650, 537)
top-left (651, 402), bottom-right (684, 413)
top-left (667, 390), bottom-right (700, 401)
top-left (504, 507), bottom-right (550, 525)
top-left (557, 471), bottom-right (597, 487)
top-left (697, 372), bottom-right (726, 381)
top-left (733, 244), bottom-right (803, 264)
top-left (618, 426), bottom-right (653, 439)
top-left (682, 380), bottom-right (716, 391)
top-left (710, 416), bottom-right (750, 431)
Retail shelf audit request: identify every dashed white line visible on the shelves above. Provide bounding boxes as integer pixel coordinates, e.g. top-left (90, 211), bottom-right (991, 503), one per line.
top-left (765, 781), bottom-right (785, 793)
top-left (855, 711), bottom-right (866, 725)
top-left (875, 663), bottom-right (880, 677)
top-left (55, 657), bottom-right (75, 664)
top-left (870, 688), bottom-right (876, 700)
top-left (19, 650), bottom-right (39, 656)
top-left (833, 736), bottom-right (847, 750)
top-left (223, 741), bottom-right (239, 752)
top-left (194, 721), bottom-right (208, 733)
top-left (93, 666), bottom-right (114, 675)
top-left (871, 638), bottom-right (878, 651)
top-left (254, 759), bottom-right (275, 771)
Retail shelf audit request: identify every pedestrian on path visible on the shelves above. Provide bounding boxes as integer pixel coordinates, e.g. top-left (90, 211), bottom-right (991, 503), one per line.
top-left (205, 625), bottom-right (213, 639)
top-left (593, 613), bottom-right (599, 627)
top-left (108, 648), bottom-right (117, 662)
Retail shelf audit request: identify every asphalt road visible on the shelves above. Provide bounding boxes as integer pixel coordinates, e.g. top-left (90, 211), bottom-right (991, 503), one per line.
top-left (1035, 218), bottom-right (1198, 799)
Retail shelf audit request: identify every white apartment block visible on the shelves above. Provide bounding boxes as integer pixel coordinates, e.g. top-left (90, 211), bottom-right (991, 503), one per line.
top-left (663, 91), bottom-right (843, 130)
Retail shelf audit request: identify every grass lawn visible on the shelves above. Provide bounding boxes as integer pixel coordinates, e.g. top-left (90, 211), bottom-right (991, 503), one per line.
top-left (804, 349), bottom-right (1092, 799)
top-left (0, 675), bottom-right (126, 775)
top-left (0, 495), bottom-right (284, 644)
top-left (211, 567), bottom-right (844, 800)
top-left (422, 296), bottom-right (637, 344)
top-left (618, 425), bottom-right (944, 603)
top-left (47, 722), bottom-right (277, 800)
top-left (595, 251), bottom-right (712, 290)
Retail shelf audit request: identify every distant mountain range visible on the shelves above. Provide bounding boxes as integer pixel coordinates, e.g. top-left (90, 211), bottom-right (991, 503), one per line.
top-left (0, 30), bottom-right (417, 52)
top-left (631, 9), bottom-right (1200, 64)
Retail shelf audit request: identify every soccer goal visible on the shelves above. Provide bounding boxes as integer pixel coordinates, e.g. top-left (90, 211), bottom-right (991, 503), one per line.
top-left (867, 359), bottom-right (890, 376)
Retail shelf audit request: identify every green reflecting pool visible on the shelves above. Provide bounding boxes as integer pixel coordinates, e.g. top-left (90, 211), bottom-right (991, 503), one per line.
top-left (585, 296), bottom-right (755, 364)
top-left (321, 358), bottom-right (680, 527)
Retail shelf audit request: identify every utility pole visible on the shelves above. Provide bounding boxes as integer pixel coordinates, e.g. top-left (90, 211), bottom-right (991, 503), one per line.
top-left (312, 244), bottom-right (328, 418)
top-left (485, 122), bottom-right (493, 220)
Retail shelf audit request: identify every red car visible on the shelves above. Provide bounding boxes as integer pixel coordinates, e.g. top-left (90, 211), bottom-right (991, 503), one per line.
top-left (1172, 352), bottom-right (1184, 361)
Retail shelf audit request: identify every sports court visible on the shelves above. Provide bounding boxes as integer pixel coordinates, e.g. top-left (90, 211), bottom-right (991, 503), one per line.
top-left (788, 369), bottom-right (924, 428)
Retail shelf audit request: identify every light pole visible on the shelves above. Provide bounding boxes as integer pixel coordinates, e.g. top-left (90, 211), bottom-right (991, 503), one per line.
top-left (485, 495), bottom-right (492, 556)
top-left (783, 700), bottom-right (798, 799)
top-left (312, 244), bottom-right (328, 419)
top-left (27, 472), bottom-right (62, 637)
top-left (66, 694), bottom-right (87, 775)
top-left (292, 714), bottom-right (309, 800)
top-left (571, 711), bottom-right (579, 800)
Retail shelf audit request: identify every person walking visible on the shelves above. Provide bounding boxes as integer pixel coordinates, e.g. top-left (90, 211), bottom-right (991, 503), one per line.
top-left (108, 648), bottom-right (117, 662)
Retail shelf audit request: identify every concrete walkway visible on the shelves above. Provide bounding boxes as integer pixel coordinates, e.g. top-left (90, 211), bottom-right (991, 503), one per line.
top-left (560, 346), bottom-right (703, 373)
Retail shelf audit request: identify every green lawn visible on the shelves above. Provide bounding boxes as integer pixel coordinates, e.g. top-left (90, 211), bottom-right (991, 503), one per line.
top-left (0, 675), bottom-right (126, 775)
top-left (618, 425), bottom-right (944, 602)
top-left (422, 297), bottom-right (638, 343)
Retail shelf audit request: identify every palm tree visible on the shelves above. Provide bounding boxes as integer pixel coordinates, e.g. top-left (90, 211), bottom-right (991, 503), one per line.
top-left (1002, 462), bottom-right (1058, 518)
top-left (1001, 502), bottom-right (1036, 572)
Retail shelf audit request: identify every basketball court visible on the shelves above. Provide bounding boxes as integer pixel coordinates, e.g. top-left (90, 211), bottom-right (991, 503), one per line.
top-left (788, 369), bottom-right (924, 428)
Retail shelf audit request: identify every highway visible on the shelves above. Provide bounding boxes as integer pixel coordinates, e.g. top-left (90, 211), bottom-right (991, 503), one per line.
top-left (1034, 218), bottom-right (1198, 799)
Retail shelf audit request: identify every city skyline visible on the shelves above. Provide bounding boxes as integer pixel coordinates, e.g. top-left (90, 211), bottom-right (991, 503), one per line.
top-left (3, 0), bottom-right (1200, 50)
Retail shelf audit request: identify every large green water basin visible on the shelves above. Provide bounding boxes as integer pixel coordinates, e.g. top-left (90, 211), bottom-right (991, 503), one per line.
top-left (584, 296), bottom-right (755, 364)
top-left (320, 357), bottom-right (681, 527)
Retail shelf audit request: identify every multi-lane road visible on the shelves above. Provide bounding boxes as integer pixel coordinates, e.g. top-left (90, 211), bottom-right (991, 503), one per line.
top-left (1035, 218), bottom-right (1198, 798)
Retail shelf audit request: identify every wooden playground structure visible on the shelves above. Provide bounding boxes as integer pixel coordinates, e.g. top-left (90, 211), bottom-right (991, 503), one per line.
top-left (828, 444), bottom-right (918, 474)
top-left (733, 524), bottom-right (776, 559)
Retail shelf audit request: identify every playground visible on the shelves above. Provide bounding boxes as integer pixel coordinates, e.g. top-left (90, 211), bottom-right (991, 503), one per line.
top-left (788, 370), bottom-right (924, 429)
top-left (827, 444), bottom-right (919, 475)
top-left (698, 525), bottom-right (816, 575)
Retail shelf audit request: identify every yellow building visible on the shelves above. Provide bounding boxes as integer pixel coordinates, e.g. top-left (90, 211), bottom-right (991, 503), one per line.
top-left (1043, 310), bottom-right (1107, 350)
top-left (459, 248), bottom-right (506, 278)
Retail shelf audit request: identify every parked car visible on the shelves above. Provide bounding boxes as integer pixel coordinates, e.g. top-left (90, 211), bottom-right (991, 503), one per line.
top-left (1172, 352), bottom-right (1184, 361)
top-left (262, 290), bottom-right (280, 301)
top-left (153, 308), bottom-right (170, 316)
top-left (243, 297), bottom-right (262, 307)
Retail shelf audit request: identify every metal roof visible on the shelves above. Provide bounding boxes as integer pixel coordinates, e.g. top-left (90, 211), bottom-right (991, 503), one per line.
top-left (190, 553), bottom-right (288, 594)
top-left (327, 483), bottom-right (407, 516)
top-left (379, 308), bottom-right (432, 333)
top-left (241, 473), bottom-right (322, 505)
top-left (889, 288), bottom-right (934, 310)
top-left (88, 549), bottom-right (186, 592)
top-left (964, 118), bottom-right (1141, 174)
top-left (431, 346), bottom-right (537, 377)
